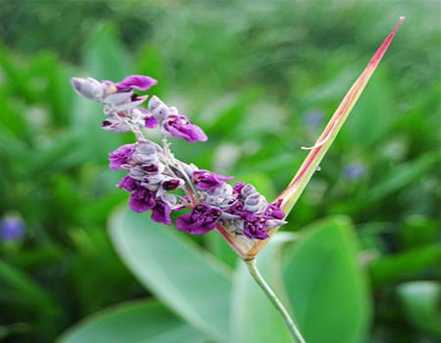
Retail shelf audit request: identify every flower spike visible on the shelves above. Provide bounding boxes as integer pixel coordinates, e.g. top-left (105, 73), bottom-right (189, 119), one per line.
top-left (71, 74), bottom-right (283, 248)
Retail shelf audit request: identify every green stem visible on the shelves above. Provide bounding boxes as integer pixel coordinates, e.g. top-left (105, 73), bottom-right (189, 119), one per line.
top-left (245, 259), bottom-right (306, 343)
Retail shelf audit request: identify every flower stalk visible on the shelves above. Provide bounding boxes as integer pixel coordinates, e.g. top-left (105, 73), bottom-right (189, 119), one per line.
top-left (246, 259), bottom-right (306, 343)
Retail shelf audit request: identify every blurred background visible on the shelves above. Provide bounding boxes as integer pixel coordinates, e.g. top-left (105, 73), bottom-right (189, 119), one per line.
top-left (0, 1), bottom-right (440, 342)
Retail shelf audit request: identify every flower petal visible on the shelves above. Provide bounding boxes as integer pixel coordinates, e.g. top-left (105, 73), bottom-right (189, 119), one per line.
top-left (116, 75), bottom-right (157, 91)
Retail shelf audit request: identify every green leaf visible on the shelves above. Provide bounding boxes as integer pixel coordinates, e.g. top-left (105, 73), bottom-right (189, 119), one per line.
top-left (399, 215), bottom-right (440, 249)
top-left (231, 233), bottom-right (295, 343)
top-left (365, 152), bottom-right (440, 203)
top-left (277, 18), bottom-right (405, 216)
top-left (58, 301), bottom-right (208, 343)
top-left (109, 207), bottom-right (232, 342)
top-left (137, 45), bottom-right (167, 97)
top-left (29, 132), bottom-right (84, 175)
top-left (0, 260), bottom-right (59, 316)
top-left (398, 281), bottom-right (441, 338)
top-left (0, 92), bottom-right (31, 141)
top-left (82, 23), bottom-right (131, 81)
top-left (47, 62), bottom-right (75, 127)
top-left (283, 217), bottom-right (371, 343)
top-left (370, 243), bottom-right (441, 286)
top-left (206, 231), bottom-right (238, 269)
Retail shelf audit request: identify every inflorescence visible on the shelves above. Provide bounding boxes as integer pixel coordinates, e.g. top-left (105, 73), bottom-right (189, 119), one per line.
top-left (71, 75), bottom-right (286, 240)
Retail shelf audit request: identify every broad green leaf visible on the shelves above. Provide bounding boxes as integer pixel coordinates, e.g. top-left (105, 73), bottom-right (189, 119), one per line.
top-left (231, 233), bottom-right (296, 343)
top-left (398, 281), bottom-right (441, 338)
top-left (283, 217), bottom-right (371, 343)
top-left (206, 231), bottom-right (238, 269)
top-left (109, 207), bottom-right (232, 341)
top-left (58, 301), bottom-right (208, 343)
top-left (370, 243), bottom-right (441, 286)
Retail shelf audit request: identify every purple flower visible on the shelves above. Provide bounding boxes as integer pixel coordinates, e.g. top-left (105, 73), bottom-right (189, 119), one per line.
top-left (115, 75), bottom-right (157, 92)
top-left (129, 188), bottom-right (156, 212)
top-left (243, 220), bottom-right (269, 240)
top-left (162, 179), bottom-right (182, 191)
top-left (151, 200), bottom-right (172, 225)
top-left (176, 204), bottom-right (222, 234)
top-left (145, 115), bottom-right (159, 128)
top-left (0, 216), bottom-right (25, 241)
top-left (192, 170), bottom-right (232, 192)
top-left (233, 182), bottom-right (246, 194)
top-left (109, 144), bottom-right (136, 170)
top-left (118, 176), bottom-right (139, 192)
top-left (265, 199), bottom-right (285, 220)
top-left (163, 114), bottom-right (207, 143)
top-left (226, 199), bottom-right (245, 216)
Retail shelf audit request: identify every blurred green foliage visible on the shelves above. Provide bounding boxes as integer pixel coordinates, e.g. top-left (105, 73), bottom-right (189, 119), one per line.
top-left (0, 1), bottom-right (440, 342)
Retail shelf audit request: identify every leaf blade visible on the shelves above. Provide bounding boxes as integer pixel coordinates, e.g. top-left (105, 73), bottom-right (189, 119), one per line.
top-left (279, 17), bottom-right (405, 214)
top-left (58, 300), bottom-right (208, 343)
top-left (283, 217), bottom-right (372, 343)
top-left (109, 207), bottom-right (232, 341)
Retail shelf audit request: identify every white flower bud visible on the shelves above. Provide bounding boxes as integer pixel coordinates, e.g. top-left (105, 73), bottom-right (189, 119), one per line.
top-left (241, 184), bottom-right (257, 198)
top-left (132, 141), bottom-right (159, 165)
top-left (244, 193), bottom-right (268, 213)
top-left (204, 183), bottom-right (234, 208)
top-left (148, 96), bottom-right (170, 121)
top-left (101, 114), bottom-right (130, 132)
top-left (71, 77), bottom-right (104, 101)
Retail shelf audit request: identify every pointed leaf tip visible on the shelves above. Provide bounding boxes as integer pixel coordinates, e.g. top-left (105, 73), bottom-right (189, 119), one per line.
top-left (239, 18), bottom-right (404, 259)
top-left (368, 17), bottom-right (405, 68)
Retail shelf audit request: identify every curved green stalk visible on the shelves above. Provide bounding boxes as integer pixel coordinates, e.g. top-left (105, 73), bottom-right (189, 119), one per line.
top-left (245, 259), bottom-right (306, 343)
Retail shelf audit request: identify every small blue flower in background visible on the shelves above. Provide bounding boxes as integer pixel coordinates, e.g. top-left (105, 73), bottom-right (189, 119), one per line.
top-left (0, 215), bottom-right (25, 241)
top-left (304, 110), bottom-right (325, 131)
top-left (343, 162), bottom-right (367, 181)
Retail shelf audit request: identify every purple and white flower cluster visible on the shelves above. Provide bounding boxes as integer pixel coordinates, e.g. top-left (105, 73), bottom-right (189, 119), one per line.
top-left (71, 75), bottom-right (206, 142)
top-left (71, 74), bottom-right (285, 240)
top-left (110, 141), bottom-right (185, 225)
top-left (177, 172), bottom-right (286, 240)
